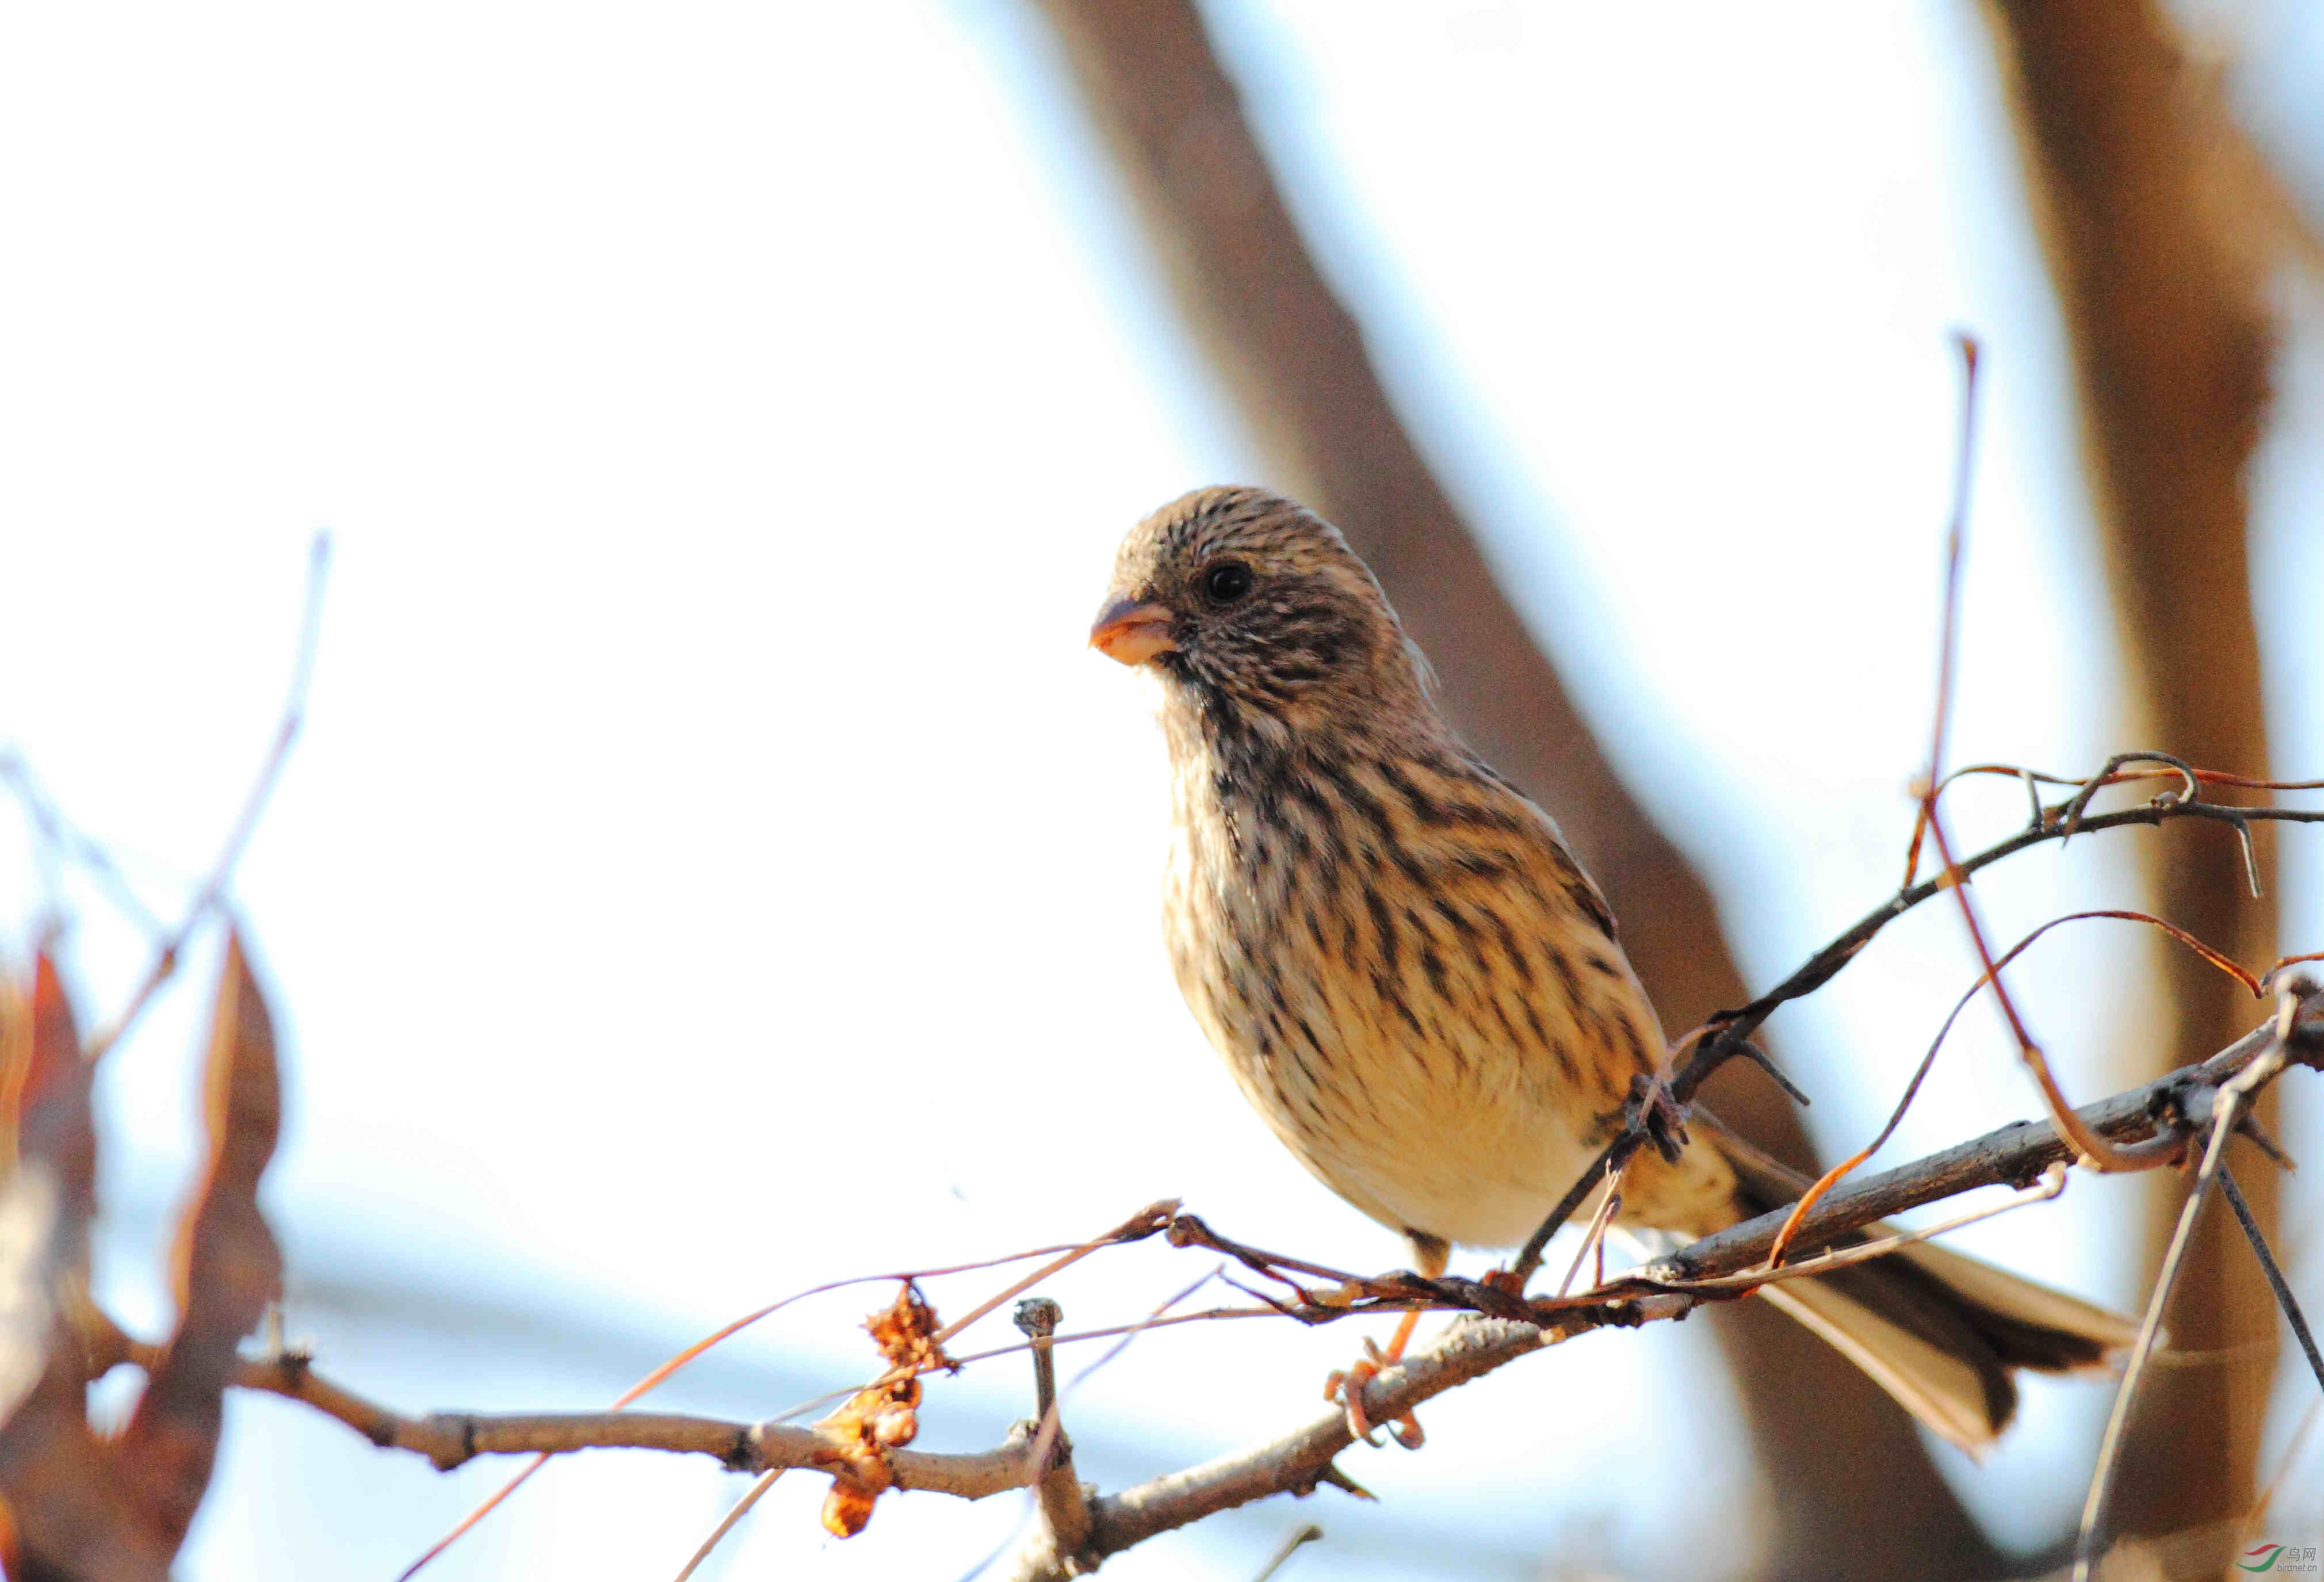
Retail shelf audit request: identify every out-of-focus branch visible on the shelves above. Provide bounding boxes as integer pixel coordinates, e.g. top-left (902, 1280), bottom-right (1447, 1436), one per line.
top-left (1983, 0), bottom-right (2281, 1547)
top-left (1019, 2), bottom-right (1999, 1572)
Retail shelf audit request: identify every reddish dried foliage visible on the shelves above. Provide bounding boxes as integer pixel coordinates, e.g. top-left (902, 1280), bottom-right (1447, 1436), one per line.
top-left (815, 1282), bottom-right (957, 1538)
top-left (0, 938), bottom-right (284, 1577)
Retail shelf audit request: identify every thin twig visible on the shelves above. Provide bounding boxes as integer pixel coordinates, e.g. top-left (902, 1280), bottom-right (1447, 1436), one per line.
top-left (1249, 1523), bottom-right (1323, 1582)
top-left (1764, 906), bottom-right (2275, 1268)
top-left (1555, 1165), bottom-right (1624, 1298)
top-left (2058, 751), bottom-right (2201, 843)
top-left (2071, 1168), bottom-right (2220, 1581)
top-left (1926, 331), bottom-right (1980, 797)
top-left (399, 1201), bottom-right (1175, 1579)
top-left (89, 532), bottom-right (333, 1061)
top-left (2219, 1164), bottom-right (2324, 1394)
top-left (947, 1306), bottom-right (1276, 1370)
top-left (1938, 761), bottom-right (2324, 796)
top-left (0, 752), bottom-right (170, 940)
top-left (934, 1202), bottom-right (1180, 1347)
top-left (1676, 1164), bottom-right (2067, 1294)
top-left (1898, 332), bottom-right (1983, 889)
top-left (1513, 785), bottom-right (2324, 1282)
top-left (2239, 1397), bottom-right (2322, 1558)
top-left (633, 1233), bottom-right (1146, 1411)
top-left (1911, 753), bottom-right (2321, 885)
top-left (1922, 808), bottom-right (2139, 1171)
top-left (2073, 989), bottom-right (2302, 1581)
top-left (670, 1470), bottom-right (782, 1582)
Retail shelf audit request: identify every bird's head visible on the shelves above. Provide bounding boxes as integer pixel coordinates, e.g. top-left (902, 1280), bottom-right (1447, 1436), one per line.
top-left (1090, 486), bottom-right (1430, 735)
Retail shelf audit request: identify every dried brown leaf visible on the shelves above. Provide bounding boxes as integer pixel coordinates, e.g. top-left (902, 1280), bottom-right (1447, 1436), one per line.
top-left (6, 956), bottom-right (98, 1251)
top-left (0, 957), bottom-right (171, 1580)
top-left (0, 957), bottom-right (91, 1426)
top-left (119, 930), bottom-right (285, 1550)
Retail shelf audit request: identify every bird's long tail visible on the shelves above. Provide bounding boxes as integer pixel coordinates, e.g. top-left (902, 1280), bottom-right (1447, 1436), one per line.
top-left (1714, 1130), bottom-right (2137, 1454)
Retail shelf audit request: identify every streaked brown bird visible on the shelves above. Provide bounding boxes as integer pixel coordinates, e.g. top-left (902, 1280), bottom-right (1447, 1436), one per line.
top-left (1091, 484), bottom-right (2131, 1453)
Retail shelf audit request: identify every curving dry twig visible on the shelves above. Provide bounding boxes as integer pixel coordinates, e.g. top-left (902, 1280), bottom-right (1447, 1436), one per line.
top-left (58, 989), bottom-right (2315, 1581)
top-left (2073, 985), bottom-right (2311, 1580)
top-left (89, 534), bottom-right (331, 1063)
top-left (1511, 782), bottom-right (2324, 1281)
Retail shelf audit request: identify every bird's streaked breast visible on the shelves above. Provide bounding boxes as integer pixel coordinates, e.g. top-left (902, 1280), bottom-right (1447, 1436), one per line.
top-left (1157, 708), bottom-right (1705, 1248)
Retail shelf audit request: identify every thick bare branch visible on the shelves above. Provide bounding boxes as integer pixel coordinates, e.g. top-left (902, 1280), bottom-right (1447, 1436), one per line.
top-left (1983, 0), bottom-right (2281, 1543)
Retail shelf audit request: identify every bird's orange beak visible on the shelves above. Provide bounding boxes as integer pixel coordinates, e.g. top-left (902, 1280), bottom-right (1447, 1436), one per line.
top-left (1089, 596), bottom-right (1177, 666)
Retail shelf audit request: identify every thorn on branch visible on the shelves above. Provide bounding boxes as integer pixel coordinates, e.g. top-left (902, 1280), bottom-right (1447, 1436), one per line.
top-left (1306, 1463), bottom-right (1373, 1501)
top-left (1731, 1038), bottom-right (1810, 1106)
top-left (2226, 811), bottom-right (2264, 898)
top-left (2235, 1114), bottom-right (2295, 1172)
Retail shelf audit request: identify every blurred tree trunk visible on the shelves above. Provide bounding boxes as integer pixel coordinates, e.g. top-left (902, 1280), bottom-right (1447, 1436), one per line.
top-left (1983, 0), bottom-right (2280, 1559)
top-left (1026, 1), bottom-right (2010, 1575)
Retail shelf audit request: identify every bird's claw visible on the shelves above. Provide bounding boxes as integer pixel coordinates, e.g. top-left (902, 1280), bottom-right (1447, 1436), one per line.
top-left (1625, 1071), bottom-right (1691, 1164)
top-left (1325, 1339), bottom-right (1425, 1450)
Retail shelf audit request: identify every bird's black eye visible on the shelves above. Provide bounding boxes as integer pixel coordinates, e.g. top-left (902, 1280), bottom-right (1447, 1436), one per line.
top-left (1202, 561), bottom-right (1254, 605)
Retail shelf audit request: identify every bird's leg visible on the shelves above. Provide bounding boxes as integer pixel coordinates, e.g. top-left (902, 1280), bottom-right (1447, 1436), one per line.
top-left (1325, 1232), bottom-right (1447, 1450)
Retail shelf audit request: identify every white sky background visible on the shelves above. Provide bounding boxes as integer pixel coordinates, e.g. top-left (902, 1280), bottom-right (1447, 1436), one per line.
top-left (2, 2), bottom-right (2321, 1578)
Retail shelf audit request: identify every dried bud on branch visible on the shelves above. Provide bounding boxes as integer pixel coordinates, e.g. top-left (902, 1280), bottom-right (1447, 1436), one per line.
top-left (815, 1281), bottom-right (957, 1538)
